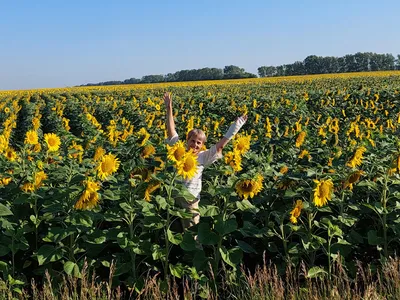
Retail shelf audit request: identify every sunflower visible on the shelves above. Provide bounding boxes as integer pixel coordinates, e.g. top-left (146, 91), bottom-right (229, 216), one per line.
top-left (235, 174), bottom-right (264, 200)
top-left (154, 156), bottom-right (165, 172)
top-left (25, 130), bottom-right (39, 145)
top-left (96, 153), bottom-right (120, 180)
top-left (144, 180), bottom-right (161, 202)
top-left (68, 141), bottom-right (84, 162)
top-left (33, 143), bottom-right (42, 153)
top-left (4, 147), bottom-right (17, 161)
top-left (233, 134), bottom-right (251, 155)
top-left (224, 150), bottom-right (242, 173)
top-left (298, 149), bottom-right (311, 160)
top-left (21, 182), bottom-right (35, 193)
top-left (0, 177), bottom-right (11, 186)
top-left (0, 135), bottom-right (8, 153)
top-left (44, 133), bottom-right (61, 152)
top-left (346, 146), bottom-right (366, 168)
top-left (276, 179), bottom-right (296, 190)
top-left (32, 117), bottom-right (41, 131)
top-left (313, 179), bottom-right (334, 207)
top-left (290, 200), bottom-right (303, 224)
top-left (343, 170), bottom-right (364, 190)
top-left (176, 151), bottom-right (198, 180)
top-left (141, 144), bottom-right (155, 159)
top-left (74, 179), bottom-right (100, 210)
top-left (279, 166), bottom-right (289, 175)
top-left (137, 128), bottom-right (150, 146)
top-left (34, 171), bottom-right (47, 189)
top-left (295, 131), bottom-right (306, 148)
top-left (94, 146), bottom-right (106, 161)
top-left (130, 167), bottom-right (152, 182)
top-left (167, 141), bottom-right (186, 163)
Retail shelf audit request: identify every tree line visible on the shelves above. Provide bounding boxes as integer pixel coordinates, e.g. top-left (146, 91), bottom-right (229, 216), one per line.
top-left (81, 65), bottom-right (256, 86)
top-left (80, 52), bottom-right (400, 86)
top-left (258, 52), bottom-right (400, 77)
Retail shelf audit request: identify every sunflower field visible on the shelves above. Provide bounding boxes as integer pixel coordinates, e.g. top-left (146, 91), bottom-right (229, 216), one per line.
top-left (1, 71), bottom-right (400, 296)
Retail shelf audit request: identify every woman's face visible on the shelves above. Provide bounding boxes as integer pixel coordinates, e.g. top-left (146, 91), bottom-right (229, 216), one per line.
top-left (187, 134), bottom-right (204, 154)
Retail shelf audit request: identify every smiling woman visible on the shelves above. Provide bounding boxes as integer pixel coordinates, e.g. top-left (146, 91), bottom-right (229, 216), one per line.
top-left (163, 92), bottom-right (248, 229)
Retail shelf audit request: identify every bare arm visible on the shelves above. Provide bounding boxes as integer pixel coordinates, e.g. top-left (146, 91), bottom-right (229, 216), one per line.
top-left (215, 115), bottom-right (248, 154)
top-left (164, 92), bottom-right (177, 139)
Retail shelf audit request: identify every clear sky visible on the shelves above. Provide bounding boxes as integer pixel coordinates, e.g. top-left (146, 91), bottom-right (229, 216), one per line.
top-left (1, 0), bottom-right (399, 90)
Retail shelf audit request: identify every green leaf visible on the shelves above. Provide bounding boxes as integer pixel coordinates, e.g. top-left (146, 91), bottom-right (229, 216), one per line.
top-left (236, 200), bottom-right (257, 212)
top-left (215, 217), bottom-right (237, 236)
top-left (103, 189), bottom-right (120, 201)
top-left (219, 246), bottom-right (243, 268)
top-left (349, 230), bottom-right (364, 244)
top-left (155, 196), bottom-right (168, 210)
top-left (173, 186), bottom-right (196, 202)
top-left (0, 245), bottom-right (10, 256)
top-left (193, 250), bottom-right (208, 271)
top-left (43, 227), bottom-right (75, 243)
top-left (267, 241), bottom-right (278, 253)
top-left (117, 232), bottom-right (128, 249)
top-left (101, 261), bottom-right (110, 268)
top-left (338, 215), bottom-right (358, 227)
top-left (180, 233), bottom-right (197, 251)
top-left (307, 267), bottom-right (327, 279)
top-left (151, 244), bottom-right (166, 261)
top-left (367, 230), bottom-right (384, 246)
top-left (236, 240), bottom-right (257, 253)
top-left (0, 204), bottom-right (12, 217)
top-left (199, 205), bottom-right (220, 217)
top-left (64, 261), bottom-right (76, 275)
top-left (86, 230), bottom-right (107, 244)
top-left (168, 208), bottom-right (194, 219)
top-left (358, 181), bottom-right (378, 190)
top-left (197, 223), bottom-right (218, 245)
top-left (284, 189), bottom-right (299, 198)
top-left (0, 261), bottom-right (8, 277)
top-left (169, 263), bottom-right (184, 278)
top-left (69, 213), bottom-right (93, 227)
top-left (143, 216), bottom-right (164, 229)
top-left (37, 245), bottom-right (64, 266)
top-left (239, 221), bottom-right (263, 238)
top-left (119, 202), bottom-right (135, 214)
top-left (167, 229), bottom-right (183, 245)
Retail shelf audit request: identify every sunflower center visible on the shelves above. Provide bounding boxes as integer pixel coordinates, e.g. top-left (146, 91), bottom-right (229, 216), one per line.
top-left (319, 183), bottom-right (330, 197)
top-left (241, 182), bottom-right (254, 193)
top-left (183, 157), bottom-right (195, 172)
top-left (101, 159), bottom-right (114, 173)
top-left (174, 148), bottom-right (185, 161)
top-left (48, 138), bottom-right (57, 146)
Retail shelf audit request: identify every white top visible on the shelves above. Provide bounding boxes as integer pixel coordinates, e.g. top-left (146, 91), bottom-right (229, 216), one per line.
top-left (165, 133), bottom-right (222, 199)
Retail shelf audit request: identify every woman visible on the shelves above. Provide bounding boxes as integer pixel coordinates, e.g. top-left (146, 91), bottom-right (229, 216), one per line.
top-left (164, 92), bottom-right (247, 229)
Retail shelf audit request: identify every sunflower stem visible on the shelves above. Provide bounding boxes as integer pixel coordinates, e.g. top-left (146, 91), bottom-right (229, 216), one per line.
top-left (382, 171), bottom-right (389, 258)
top-left (164, 171), bottom-right (177, 281)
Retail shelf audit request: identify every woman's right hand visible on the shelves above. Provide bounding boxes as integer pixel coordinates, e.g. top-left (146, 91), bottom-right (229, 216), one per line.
top-left (164, 92), bottom-right (172, 108)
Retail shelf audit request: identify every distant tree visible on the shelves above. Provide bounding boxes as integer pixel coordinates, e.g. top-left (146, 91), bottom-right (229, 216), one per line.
top-left (258, 66), bottom-right (277, 77)
top-left (291, 61), bottom-right (305, 75)
top-left (353, 52), bottom-right (370, 72)
top-left (396, 55), bottom-right (400, 70)
top-left (337, 57), bottom-right (347, 73)
top-left (223, 65), bottom-right (245, 75)
top-left (276, 65), bottom-right (285, 76)
top-left (140, 75), bottom-right (165, 83)
top-left (123, 78), bottom-right (140, 84)
top-left (304, 55), bottom-right (322, 74)
top-left (321, 56), bottom-right (339, 73)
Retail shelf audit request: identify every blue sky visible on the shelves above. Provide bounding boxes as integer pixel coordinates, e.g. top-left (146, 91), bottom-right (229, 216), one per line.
top-left (1, 0), bottom-right (399, 90)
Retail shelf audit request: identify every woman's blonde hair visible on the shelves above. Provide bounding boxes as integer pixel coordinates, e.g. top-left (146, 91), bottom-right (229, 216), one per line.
top-left (187, 129), bottom-right (207, 143)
